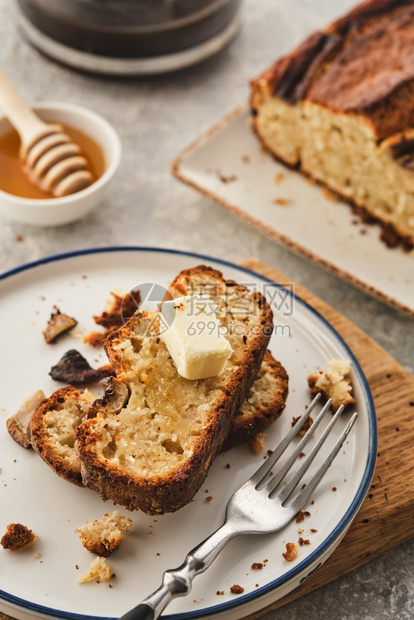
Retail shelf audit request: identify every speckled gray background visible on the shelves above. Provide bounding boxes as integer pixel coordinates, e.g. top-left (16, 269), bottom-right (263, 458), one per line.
top-left (0, 0), bottom-right (413, 618)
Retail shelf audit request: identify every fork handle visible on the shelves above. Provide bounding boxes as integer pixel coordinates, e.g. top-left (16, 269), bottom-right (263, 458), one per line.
top-left (120, 605), bottom-right (154, 620)
top-left (118, 522), bottom-right (235, 620)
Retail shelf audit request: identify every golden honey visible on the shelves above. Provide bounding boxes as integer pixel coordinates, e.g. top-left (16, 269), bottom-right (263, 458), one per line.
top-left (0, 125), bottom-right (106, 199)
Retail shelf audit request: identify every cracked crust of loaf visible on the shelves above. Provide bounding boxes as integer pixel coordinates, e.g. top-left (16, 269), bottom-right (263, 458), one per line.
top-left (28, 387), bottom-right (96, 486)
top-left (251, 0), bottom-right (414, 250)
top-left (76, 266), bottom-right (274, 514)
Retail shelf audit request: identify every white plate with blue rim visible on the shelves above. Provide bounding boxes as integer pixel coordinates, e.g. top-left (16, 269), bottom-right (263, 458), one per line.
top-left (0, 247), bottom-right (376, 620)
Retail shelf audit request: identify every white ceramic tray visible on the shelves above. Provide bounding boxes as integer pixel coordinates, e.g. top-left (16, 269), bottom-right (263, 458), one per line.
top-left (0, 247), bottom-right (377, 620)
top-left (172, 106), bottom-right (414, 318)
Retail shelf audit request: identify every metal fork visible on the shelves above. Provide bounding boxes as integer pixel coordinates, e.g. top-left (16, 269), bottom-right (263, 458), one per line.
top-left (119, 394), bottom-right (358, 620)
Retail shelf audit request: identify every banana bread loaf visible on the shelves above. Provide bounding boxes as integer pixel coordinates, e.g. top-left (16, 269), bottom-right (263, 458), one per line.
top-left (251, 0), bottom-right (414, 250)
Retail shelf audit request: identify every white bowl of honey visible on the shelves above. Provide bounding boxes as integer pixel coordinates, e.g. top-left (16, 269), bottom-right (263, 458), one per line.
top-left (0, 101), bottom-right (121, 226)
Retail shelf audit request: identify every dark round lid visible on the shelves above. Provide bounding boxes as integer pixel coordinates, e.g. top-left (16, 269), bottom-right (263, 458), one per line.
top-left (17, 0), bottom-right (242, 72)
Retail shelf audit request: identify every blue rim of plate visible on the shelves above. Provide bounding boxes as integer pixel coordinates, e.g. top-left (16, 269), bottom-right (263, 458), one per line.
top-left (0, 246), bottom-right (377, 620)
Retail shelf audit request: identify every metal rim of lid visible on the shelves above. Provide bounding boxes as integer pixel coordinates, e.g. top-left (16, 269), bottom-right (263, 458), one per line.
top-left (18, 9), bottom-right (242, 76)
top-left (19, 0), bottom-right (238, 34)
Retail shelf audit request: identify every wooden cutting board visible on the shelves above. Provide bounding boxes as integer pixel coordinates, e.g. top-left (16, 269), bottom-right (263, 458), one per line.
top-left (240, 258), bottom-right (414, 618)
top-left (1, 258), bottom-right (413, 620)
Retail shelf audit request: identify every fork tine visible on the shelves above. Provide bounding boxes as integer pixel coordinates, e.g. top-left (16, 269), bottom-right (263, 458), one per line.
top-left (251, 393), bottom-right (323, 489)
top-left (261, 399), bottom-right (339, 495)
top-left (275, 404), bottom-right (345, 502)
top-left (288, 412), bottom-right (358, 515)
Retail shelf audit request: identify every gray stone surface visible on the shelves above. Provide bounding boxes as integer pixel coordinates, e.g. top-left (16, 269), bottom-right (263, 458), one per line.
top-left (0, 1), bottom-right (413, 618)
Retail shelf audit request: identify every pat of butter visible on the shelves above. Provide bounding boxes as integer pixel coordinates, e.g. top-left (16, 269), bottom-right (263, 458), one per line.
top-left (160, 295), bottom-right (232, 380)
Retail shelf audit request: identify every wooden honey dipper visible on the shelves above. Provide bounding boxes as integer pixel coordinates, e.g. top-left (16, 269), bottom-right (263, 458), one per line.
top-left (0, 67), bottom-right (94, 197)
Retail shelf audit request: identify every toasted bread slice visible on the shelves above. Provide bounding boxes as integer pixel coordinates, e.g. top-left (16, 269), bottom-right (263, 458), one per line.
top-left (223, 352), bottom-right (288, 451)
top-left (76, 266), bottom-right (274, 514)
top-left (28, 387), bottom-right (96, 486)
top-left (27, 350), bottom-right (288, 488)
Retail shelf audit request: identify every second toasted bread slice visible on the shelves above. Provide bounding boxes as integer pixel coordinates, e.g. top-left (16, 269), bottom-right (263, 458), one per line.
top-left (76, 266), bottom-right (274, 514)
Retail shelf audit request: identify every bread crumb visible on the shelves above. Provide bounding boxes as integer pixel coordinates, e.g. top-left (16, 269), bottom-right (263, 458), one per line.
top-left (83, 331), bottom-right (106, 348)
top-left (291, 415), bottom-right (313, 436)
top-left (230, 584), bottom-right (244, 594)
top-left (273, 197), bottom-right (292, 206)
top-left (77, 557), bottom-right (113, 584)
top-left (217, 171), bottom-right (237, 184)
top-left (298, 537), bottom-right (310, 546)
top-left (251, 562), bottom-right (263, 569)
top-left (95, 289), bottom-right (141, 329)
top-left (1, 523), bottom-right (38, 550)
top-left (251, 432), bottom-right (266, 453)
top-left (85, 289), bottom-right (141, 347)
top-left (274, 172), bottom-right (285, 184)
top-left (76, 510), bottom-right (132, 557)
top-left (33, 552), bottom-right (41, 559)
top-left (308, 359), bottom-right (355, 411)
top-left (282, 542), bottom-right (298, 562)
top-left (6, 389), bottom-right (46, 449)
top-left (43, 307), bottom-right (77, 344)
top-left (295, 510), bottom-right (311, 523)
top-left (49, 349), bottom-right (114, 385)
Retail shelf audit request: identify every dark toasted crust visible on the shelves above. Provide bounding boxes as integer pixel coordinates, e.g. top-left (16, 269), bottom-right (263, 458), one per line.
top-left (80, 538), bottom-right (122, 558)
top-left (6, 418), bottom-right (32, 449)
top-left (28, 386), bottom-right (84, 486)
top-left (221, 352), bottom-right (289, 451)
top-left (93, 289), bottom-right (141, 330)
top-left (49, 349), bottom-right (114, 385)
top-left (257, 0), bottom-right (414, 139)
top-left (1, 523), bottom-right (37, 551)
top-left (166, 265), bottom-right (229, 297)
top-left (77, 266), bottom-right (274, 514)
